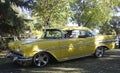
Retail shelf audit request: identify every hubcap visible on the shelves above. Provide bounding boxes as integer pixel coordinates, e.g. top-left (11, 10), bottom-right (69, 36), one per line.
top-left (34, 53), bottom-right (49, 67)
top-left (96, 47), bottom-right (104, 57)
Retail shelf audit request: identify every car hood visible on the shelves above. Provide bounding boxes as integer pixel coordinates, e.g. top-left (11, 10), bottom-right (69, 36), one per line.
top-left (8, 39), bottom-right (42, 51)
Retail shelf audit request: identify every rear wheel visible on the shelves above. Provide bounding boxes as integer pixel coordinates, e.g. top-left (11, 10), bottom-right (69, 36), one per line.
top-left (94, 47), bottom-right (105, 58)
top-left (33, 52), bottom-right (49, 67)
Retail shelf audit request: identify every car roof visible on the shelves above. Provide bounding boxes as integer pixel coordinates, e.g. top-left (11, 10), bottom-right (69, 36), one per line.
top-left (44, 26), bottom-right (92, 32)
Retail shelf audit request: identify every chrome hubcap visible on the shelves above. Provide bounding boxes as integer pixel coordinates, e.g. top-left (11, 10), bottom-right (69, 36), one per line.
top-left (34, 53), bottom-right (49, 67)
top-left (96, 48), bottom-right (104, 57)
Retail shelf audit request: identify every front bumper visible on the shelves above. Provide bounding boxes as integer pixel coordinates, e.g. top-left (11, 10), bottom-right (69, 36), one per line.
top-left (6, 51), bottom-right (32, 62)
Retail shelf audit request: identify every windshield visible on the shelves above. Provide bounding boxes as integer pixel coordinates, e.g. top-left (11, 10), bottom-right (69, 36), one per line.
top-left (43, 29), bottom-right (62, 39)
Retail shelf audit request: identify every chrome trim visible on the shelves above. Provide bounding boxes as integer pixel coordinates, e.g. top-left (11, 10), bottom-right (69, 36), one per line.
top-left (100, 39), bottom-right (116, 43)
top-left (35, 39), bottom-right (114, 52)
top-left (7, 51), bottom-right (32, 62)
top-left (33, 39), bottom-right (114, 52)
top-left (41, 42), bottom-right (95, 51)
top-left (17, 58), bottom-right (32, 61)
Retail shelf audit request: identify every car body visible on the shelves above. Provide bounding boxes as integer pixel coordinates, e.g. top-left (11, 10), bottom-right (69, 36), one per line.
top-left (7, 26), bottom-right (116, 67)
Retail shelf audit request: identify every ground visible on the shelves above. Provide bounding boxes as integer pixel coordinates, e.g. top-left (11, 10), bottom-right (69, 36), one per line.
top-left (0, 49), bottom-right (120, 73)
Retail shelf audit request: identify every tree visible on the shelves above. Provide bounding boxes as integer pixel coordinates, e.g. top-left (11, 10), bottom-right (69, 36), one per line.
top-left (33, 0), bottom-right (74, 27)
top-left (71, 0), bottom-right (120, 29)
top-left (109, 16), bottom-right (120, 35)
top-left (0, 0), bottom-right (33, 36)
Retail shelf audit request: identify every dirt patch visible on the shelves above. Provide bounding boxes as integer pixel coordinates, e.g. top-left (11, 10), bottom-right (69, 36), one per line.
top-left (0, 49), bottom-right (120, 73)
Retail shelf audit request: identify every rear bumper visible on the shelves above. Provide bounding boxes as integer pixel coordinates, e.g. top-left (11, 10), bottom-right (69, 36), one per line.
top-left (6, 51), bottom-right (32, 62)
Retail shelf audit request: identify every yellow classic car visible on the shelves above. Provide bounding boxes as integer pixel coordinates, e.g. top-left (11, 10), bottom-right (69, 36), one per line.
top-left (7, 26), bottom-right (116, 67)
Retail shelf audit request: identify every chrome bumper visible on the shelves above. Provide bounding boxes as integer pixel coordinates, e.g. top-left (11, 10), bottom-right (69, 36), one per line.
top-left (6, 51), bottom-right (32, 62)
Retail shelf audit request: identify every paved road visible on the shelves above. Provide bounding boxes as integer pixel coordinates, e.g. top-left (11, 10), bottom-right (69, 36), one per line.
top-left (0, 49), bottom-right (120, 73)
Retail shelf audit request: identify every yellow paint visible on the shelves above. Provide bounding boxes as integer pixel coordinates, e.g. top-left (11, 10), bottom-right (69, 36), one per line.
top-left (8, 26), bottom-right (116, 61)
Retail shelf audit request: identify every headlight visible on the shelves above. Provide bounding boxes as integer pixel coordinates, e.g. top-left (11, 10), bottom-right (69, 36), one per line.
top-left (15, 47), bottom-right (22, 52)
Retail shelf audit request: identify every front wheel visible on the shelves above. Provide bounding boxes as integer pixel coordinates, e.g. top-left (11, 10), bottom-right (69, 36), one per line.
top-left (33, 52), bottom-right (49, 67)
top-left (94, 47), bottom-right (105, 58)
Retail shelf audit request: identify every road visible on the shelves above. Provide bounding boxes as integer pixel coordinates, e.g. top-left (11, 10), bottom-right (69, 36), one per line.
top-left (0, 49), bottom-right (120, 73)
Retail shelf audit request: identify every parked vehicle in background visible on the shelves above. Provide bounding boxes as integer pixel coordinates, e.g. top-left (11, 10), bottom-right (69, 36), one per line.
top-left (7, 26), bottom-right (116, 67)
top-left (115, 35), bottom-right (120, 48)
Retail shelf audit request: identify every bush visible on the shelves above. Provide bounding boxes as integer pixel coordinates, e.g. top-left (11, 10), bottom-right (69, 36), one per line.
top-left (0, 37), bottom-right (14, 51)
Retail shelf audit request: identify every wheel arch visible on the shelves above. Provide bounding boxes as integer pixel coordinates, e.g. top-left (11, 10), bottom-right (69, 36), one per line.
top-left (33, 51), bottom-right (57, 62)
top-left (96, 46), bottom-right (109, 51)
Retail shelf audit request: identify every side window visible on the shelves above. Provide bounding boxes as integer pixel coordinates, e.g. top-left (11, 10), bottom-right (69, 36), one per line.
top-left (64, 30), bottom-right (79, 38)
top-left (78, 30), bottom-right (92, 38)
top-left (65, 31), bottom-right (72, 38)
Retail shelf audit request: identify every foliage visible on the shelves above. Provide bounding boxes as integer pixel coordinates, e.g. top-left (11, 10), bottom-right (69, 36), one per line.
top-left (33, 0), bottom-right (74, 27)
top-left (0, 0), bottom-right (120, 36)
top-left (0, 0), bottom-right (33, 36)
top-left (0, 0), bottom-right (33, 50)
top-left (109, 16), bottom-right (120, 35)
top-left (70, 0), bottom-right (120, 32)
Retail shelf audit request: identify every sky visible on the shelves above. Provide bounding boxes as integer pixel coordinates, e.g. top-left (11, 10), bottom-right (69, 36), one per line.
top-left (113, 12), bottom-right (120, 16)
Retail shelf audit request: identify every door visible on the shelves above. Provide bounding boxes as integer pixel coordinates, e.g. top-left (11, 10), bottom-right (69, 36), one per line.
top-left (58, 30), bottom-right (83, 60)
top-left (58, 38), bottom-right (83, 60)
top-left (77, 30), bottom-right (95, 56)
